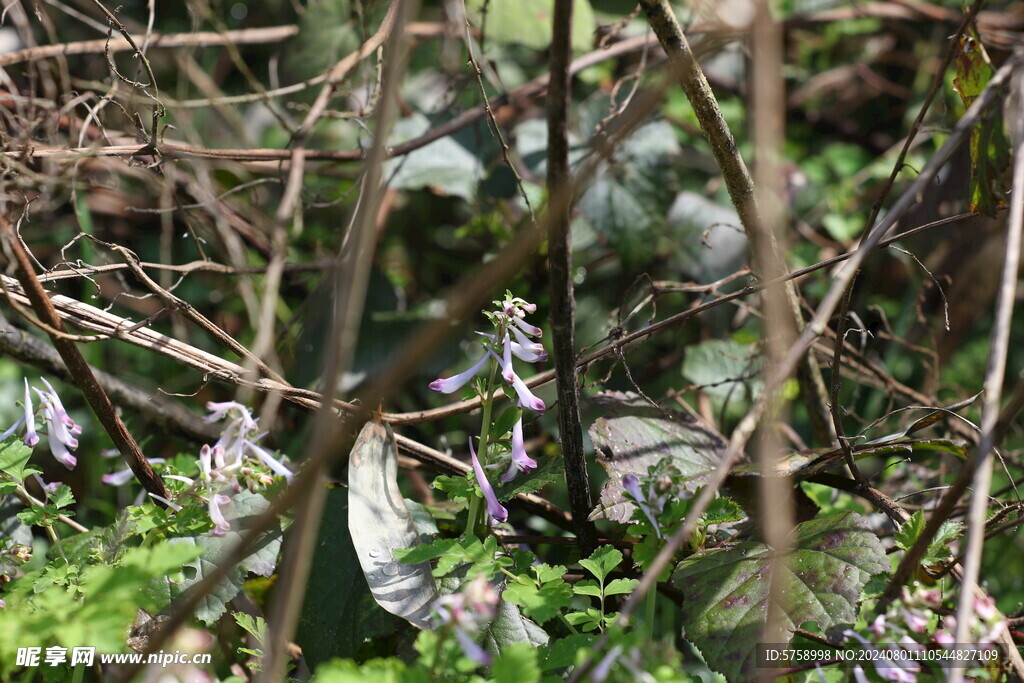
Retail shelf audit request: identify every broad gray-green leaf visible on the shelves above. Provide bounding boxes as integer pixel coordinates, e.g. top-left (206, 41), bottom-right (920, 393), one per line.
top-left (483, 597), bottom-right (550, 655)
top-left (348, 419), bottom-right (438, 630)
top-left (384, 114), bottom-right (484, 201)
top-left (164, 490), bottom-right (282, 625)
top-left (673, 512), bottom-right (888, 681)
top-left (296, 486), bottom-right (405, 669)
top-left (465, 0), bottom-right (596, 52)
top-left (587, 392), bottom-right (728, 522)
top-left (681, 339), bottom-right (763, 404)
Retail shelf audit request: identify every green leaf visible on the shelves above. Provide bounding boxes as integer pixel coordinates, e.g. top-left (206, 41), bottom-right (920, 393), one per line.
top-left (384, 115), bottom-right (484, 201)
top-left (681, 340), bottom-right (763, 404)
top-left (49, 484), bottom-right (75, 510)
top-left (497, 452), bottom-right (564, 503)
top-left (0, 436), bottom-right (37, 482)
top-left (432, 474), bottom-right (476, 502)
top-left (533, 563), bottom-right (566, 584)
top-left (702, 497), bottom-right (746, 526)
top-left (537, 633), bottom-right (596, 671)
top-left (492, 407), bottom-right (522, 440)
top-left (893, 510), bottom-right (925, 551)
top-left (572, 580), bottom-right (602, 598)
top-left (894, 511), bottom-right (962, 566)
top-left (579, 545), bottom-right (622, 583)
top-left (465, 0), bottom-right (596, 53)
top-left (296, 487), bottom-right (404, 670)
top-left (672, 511), bottom-right (888, 681)
top-left (163, 490), bottom-right (282, 625)
top-left (233, 612), bottom-right (267, 642)
top-left (492, 642), bottom-right (541, 683)
top-left (482, 597), bottom-right (549, 652)
top-left (603, 578), bottom-right (638, 596)
top-left (587, 392), bottom-right (728, 522)
top-left (564, 609), bottom-right (602, 631)
top-left (502, 577), bottom-right (573, 625)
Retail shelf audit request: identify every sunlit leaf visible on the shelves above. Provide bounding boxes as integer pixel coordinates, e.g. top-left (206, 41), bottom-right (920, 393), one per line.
top-left (348, 419), bottom-right (439, 630)
top-left (587, 392), bottom-right (729, 522)
top-left (673, 511), bottom-right (888, 681)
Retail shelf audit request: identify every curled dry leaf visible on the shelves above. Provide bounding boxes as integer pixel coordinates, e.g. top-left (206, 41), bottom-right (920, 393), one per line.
top-left (348, 419), bottom-right (438, 630)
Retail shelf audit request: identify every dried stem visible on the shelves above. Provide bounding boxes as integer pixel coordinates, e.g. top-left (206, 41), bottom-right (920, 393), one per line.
top-left (637, 0), bottom-right (835, 446)
top-left (0, 214), bottom-right (168, 501)
top-left (547, 0), bottom-right (595, 554)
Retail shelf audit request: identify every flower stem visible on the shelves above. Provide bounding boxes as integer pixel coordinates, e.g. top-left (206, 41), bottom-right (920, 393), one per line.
top-left (467, 356), bottom-right (499, 538)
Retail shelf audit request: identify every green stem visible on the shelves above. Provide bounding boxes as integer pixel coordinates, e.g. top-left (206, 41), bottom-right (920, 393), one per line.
top-left (467, 356), bottom-right (500, 538)
top-left (643, 581), bottom-right (657, 640)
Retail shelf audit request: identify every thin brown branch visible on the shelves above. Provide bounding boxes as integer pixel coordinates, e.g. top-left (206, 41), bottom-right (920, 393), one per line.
top-left (637, 0), bottom-right (835, 446)
top-left (0, 25), bottom-right (300, 68)
top-left (0, 214), bottom-right (168, 502)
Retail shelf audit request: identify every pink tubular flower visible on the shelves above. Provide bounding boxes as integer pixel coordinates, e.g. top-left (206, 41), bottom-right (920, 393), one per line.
top-left (208, 494), bottom-right (232, 536)
top-left (102, 459), bottom-right (165, 486)
top-left (469, 439), bottom-right (507, 524)
top-left (429, 352), bottom-right (490, 394)
top-left (500, 417), bottom-right (537, 483)
top-left (511, 317), bottom-right (542, 338)
top-left (509, 374), bottom-right (545, 412)
top-left (33, 380), bottom-right (81, 470)
top-left (22, 379), bottom-right (38, 447)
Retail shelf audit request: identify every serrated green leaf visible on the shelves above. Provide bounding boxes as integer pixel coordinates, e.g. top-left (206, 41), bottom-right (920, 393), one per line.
top-left (702, 497), bottom-right (745, 525)
top-left (0, 436), bottom-right (36, 482)
top-left (579, 545), bottom-right (622, 583)
top-left (673, 511), bottom-right (888, 681)
top-left (572, 580), bottom-right (602, 598)
top-left (432, 474), bottom-right (475, 502)
top-left (49, 484), bottom-right (74, 509)
top-left (163, 490), bottom-right (282, 625)
top-left (233, 612), bottom-right (267, 642)
top-left (497, 453), bottom-right (563, 503)
top-left (492, 641), bottom-right (541, 683)
top-left (604, 578), bottom-right (638, 596)
top-left (588, 392), bottom-right (728, 522)
top-left (502, 580), bottom-right (573, 624)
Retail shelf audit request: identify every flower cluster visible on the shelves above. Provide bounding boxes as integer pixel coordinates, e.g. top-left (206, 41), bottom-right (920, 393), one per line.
top-left (104, 401), bottom-right (292, 536)
top-left (844, 585), bottom-right (1004, 682)
top-left (1, 378), bottom-right (83, 470)
top-left (429, 293), bottom-right (547, 524)
top-left (431, 574), bottom-right (500, 665)
top-left (175, 401), bottom-right (293, 535)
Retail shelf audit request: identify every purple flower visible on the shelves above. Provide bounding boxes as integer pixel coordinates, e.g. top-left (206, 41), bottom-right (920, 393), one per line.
top-left (511, 317), bottom-right (542, 338)
top-left (21, 379), bottom-right (38, 447)
top-left (33, 380), bottom-right (81, 470)
top-left (622, 474), bottom-right (663, 538)
top-left (102, 459), bottom-right (165, 486)
top-left (431, 574), bottom-right (499, 665)
top-left (453, 629), bottom-right (491, 665)
top-left (208, 493), bottom-right (232, 536)
top-left (429, 352), bottom-right (490, 394)
top-left (509, 374), bottom-right (545, 412)
top-left (469, 439), bottom-right (507, 524)
top-left (247, 442), bottom-right (295, 482)
top-left (500, 417), bottom-right (537, 483)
